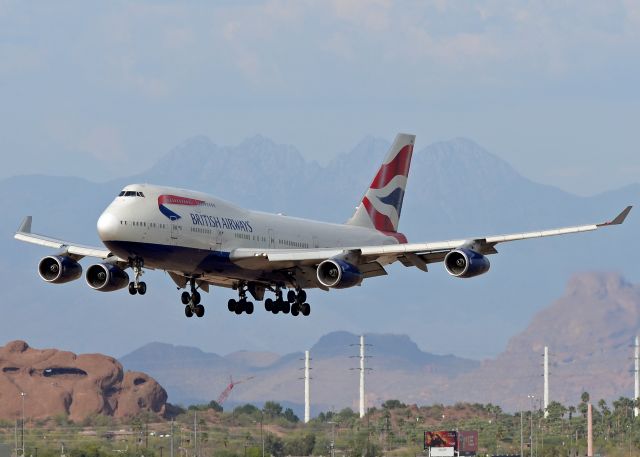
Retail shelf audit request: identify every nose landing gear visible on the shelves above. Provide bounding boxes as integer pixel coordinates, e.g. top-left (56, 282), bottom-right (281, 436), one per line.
top-left (128, 257), bottom-right (147, 296)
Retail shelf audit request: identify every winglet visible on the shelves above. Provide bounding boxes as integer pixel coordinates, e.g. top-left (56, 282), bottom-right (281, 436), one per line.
top-left (17, 216), bottom-right (32, 234)
top-left (597, 206), bottom-right (632, 227)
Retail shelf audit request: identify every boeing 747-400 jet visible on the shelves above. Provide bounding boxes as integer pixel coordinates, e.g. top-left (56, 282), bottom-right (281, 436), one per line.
top-left (15, 134), bottom-right (632, 318)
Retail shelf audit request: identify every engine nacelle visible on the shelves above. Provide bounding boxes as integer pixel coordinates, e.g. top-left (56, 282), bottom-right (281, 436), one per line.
top-left (85, 263), bottom-right (129, 292)
top-left (38, 256), bottom-right (82, 284)
top-left (317, 258), bottom-right (363, 289)
top-left (444, 248), bottom-right (491, 278)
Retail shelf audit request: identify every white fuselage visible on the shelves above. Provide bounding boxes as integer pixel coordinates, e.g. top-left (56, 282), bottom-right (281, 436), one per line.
top-left (96, 184), bottom-right (397, 288)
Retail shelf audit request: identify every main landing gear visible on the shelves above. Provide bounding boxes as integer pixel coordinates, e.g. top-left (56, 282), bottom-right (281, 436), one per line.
top-left (182, 278), bottom-right (205, 318)
top-left (264, 287), bottom-right (311, 317)
top-left (227, 283), bottom-right (254, 315)
top-left (128, 257), bottom-right (147, 296)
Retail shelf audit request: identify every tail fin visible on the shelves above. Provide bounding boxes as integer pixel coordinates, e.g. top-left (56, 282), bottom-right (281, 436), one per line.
top-left (346, 133), bottom-right (415, 235)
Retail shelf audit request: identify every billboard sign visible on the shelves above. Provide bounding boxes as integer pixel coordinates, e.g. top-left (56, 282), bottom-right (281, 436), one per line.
top-left (425, 431), bottom-right (458, 450)
top-left (457, 430), bottom-right (479, 456)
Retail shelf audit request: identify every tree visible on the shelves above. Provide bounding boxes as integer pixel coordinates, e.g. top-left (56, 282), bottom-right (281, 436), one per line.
top-left (264, 433), bottom-right (285, 457)
top-left (263, 401), bottom-right (283, 418)
top-left (235, 404), bottom-right (260, 416)
top-left (283, 407), bottom-right (299, 423)
top-left (382, 399), bottom-right (406, 410)
top-left (208, 400), bottom-right (224, 412)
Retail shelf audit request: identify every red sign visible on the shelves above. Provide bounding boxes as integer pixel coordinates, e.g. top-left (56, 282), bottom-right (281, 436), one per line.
top-left (457, 431), bottom-right (479, 456)
top-left (425, 431), bottom-right (457, 449)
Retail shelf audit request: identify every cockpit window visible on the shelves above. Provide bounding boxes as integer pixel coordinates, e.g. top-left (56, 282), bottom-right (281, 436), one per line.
top-left (119, 190), bottom-right (145, 197)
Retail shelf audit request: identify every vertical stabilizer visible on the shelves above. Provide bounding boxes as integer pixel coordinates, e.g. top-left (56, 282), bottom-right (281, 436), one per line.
top-left (346, 133), bottom-right (415, 236)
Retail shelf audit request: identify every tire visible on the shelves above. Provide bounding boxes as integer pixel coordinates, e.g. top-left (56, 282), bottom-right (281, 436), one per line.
top-left (128, 282), bottom-right (138, 295)
top-left (182, 291), bottom-right (191, 305)
top-left (291, 303), bottom-right (299, 316)
top-left (235, 301), bottom-right (244, 314)
top-left (195, 304), bottom-right (205, 318)
top-left (287, 290), bottom-right (296, 303)
top-left (246, 302), bottom-right (254, 314)
top-left (192, 291), bottom-right (201, 305)
top-left (265, 298), bottom-right (273, 312)
top-left (138, 282), bottom-right (147, 295)
top-left (228, 299), bottom-right (236, 312)
top-left (281, 301), bottom-right (291, 314)
top-left (301, 303), bottom-right (311, 316)
top-left (184, 305), bottom-right (193, 318)
top-left (297, 289), bottom-right (307, 303)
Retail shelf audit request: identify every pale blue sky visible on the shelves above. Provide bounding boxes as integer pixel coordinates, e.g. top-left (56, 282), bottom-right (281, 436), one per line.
top-left (1, 1), bottom-right (638, 195)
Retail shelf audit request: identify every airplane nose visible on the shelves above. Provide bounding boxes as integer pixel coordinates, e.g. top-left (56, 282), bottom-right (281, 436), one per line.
top-left (97, 211), bottom-right (119, 241)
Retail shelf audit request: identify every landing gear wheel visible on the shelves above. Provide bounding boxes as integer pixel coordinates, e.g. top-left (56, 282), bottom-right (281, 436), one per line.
top-left (128, 282), bottom-right (138, 295)
top-left (246, 302), bottom-right (254, 314)
top-left (297, 289), bottom-right (307, 303)
top-left (137, 282), bottom-right (147, 295)
top-left (185, 305), bottom-right (194, 318)
top-left (182, 292), bottom-right (191, 305)
top-left (195, 304), bottom-right (205, 318)
top-left (287, 290), bottom-right (296, 303)
top-left (291, 303), bottom-right (300, 316)
top-left (192, 291), bottom-right (201, 305)
top-left (301, 303), bottom-right (311, 316)
top-left (265, 298), bottom-right (273, 312)
top-left (228, 299), bottom-right (236, 312)
top-left (235, 300), bottom-right (244, 315)
top-left (281, 301), bottom-right (291, 314)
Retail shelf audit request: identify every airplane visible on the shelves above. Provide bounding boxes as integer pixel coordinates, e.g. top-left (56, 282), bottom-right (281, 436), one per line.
top-left (15, 133), bottom-right (632, 319)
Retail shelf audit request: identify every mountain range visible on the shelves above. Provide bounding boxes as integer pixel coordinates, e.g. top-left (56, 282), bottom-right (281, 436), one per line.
top-left (0, 134), bottom-right (637, 361)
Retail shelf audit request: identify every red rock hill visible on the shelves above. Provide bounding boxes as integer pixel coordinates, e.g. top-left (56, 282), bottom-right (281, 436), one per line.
top-left (0, 340), bottom-right (167, 422)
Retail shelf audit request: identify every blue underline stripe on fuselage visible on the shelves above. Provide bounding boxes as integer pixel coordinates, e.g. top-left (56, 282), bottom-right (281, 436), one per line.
top-left (159, 205), bottom-right (181, 220)
top-left (103, 240), bottom-right (241, 275)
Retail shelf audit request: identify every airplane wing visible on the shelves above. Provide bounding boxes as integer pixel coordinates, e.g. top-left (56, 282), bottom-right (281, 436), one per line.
top-left (229, 206), bottom-right (632, 275)
top-left (14, 216), bottom-right (118, 260)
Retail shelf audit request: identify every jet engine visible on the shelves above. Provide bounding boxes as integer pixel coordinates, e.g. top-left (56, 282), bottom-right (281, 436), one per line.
top-left (317, 258), bottom-right (363, 289)
top-left (85, 263), bottom-right (129, 292)
top-left (38, 256), bottom-right (82, 284)
top-left (444, 248), bottom-right (491, 278)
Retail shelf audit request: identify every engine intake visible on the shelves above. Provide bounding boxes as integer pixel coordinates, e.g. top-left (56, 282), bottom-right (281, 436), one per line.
top-left (38, 256), bottom-right (82, 284)
top-left (444, 248), bottom-right (490, 278)
top-left (317, 259), bottom-right (363, 289)
top-left (86, 263), bottom-right (129, 292)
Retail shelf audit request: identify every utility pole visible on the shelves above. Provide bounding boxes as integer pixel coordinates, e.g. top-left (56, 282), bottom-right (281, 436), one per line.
top-left (520, 409), bottom-right (524, 457)
top-left (170, 420), bottom-right (174, 457)
top-left (20, 392), bottom-right (26, 457)
top-left (528, 395), bottom-right (535, 457)
top-left (304, 350), bottom-right (311, 424)
top-left (543, 347), bottom-right (549, 418)
top-left (635, 336), bottom-right (639, 417)
top-left (193, 411), bottom-right (197, 457)
top-left (587, 403), bottom-right (593, 457)
top-left (328, 421), bottom-right (336, 457)
top-left (360, 335), bottom-right (365, 418)
top-left (350, 335), bottom-right (371, 419)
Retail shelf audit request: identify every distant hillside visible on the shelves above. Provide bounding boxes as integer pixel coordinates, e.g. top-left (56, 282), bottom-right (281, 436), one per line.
top-left (442, 271), bottom-right (640, 409)
top-left (120, 331), bottom-right (479, 411)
